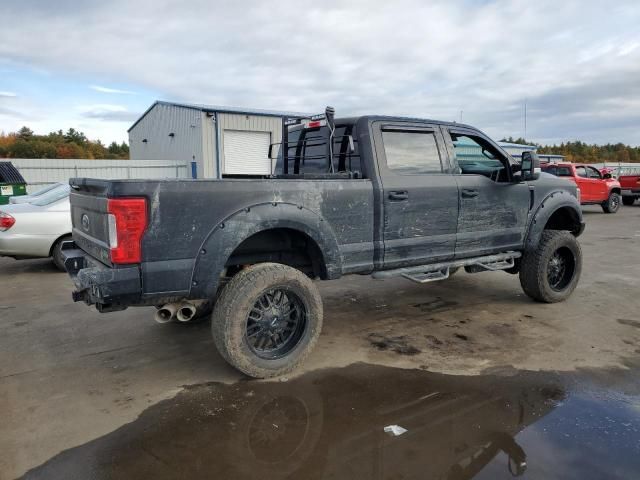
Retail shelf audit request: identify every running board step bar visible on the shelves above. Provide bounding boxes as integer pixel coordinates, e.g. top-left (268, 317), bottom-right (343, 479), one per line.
top-left (372, 252), bottom-right (522, 284)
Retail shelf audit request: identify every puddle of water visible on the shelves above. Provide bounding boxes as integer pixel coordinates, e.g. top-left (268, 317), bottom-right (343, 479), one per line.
top-left (21, 363), bottom-right (640, 480)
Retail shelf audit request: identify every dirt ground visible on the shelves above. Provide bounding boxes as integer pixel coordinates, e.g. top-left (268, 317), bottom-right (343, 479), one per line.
top-left (1, 204), bottom-right (640, 479)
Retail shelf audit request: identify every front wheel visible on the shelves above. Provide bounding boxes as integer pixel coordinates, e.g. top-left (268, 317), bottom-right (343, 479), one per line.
top-left (211, 263), bottom-right (323, 378)
top-left (519, 231), bottom-right (582, 303)
top-left (602, 192), bottom-right (621, 213)
top-left (622, 196), bottom-right (636, 206)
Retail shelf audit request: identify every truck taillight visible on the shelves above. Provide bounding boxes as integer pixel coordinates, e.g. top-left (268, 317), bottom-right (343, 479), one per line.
top-left (0, 212), bottom-right (15, 231)
top-left (107, 198), bottom-right (147, 264)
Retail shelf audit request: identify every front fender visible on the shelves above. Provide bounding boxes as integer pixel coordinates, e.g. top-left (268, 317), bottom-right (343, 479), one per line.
top-left (525, 190), bottom-right (584, 252)
top-left (189, 202), bottom-right (342, 299)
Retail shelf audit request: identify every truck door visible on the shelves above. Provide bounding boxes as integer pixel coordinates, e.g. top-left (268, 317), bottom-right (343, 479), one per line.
top-left (574, 166), bottom-right (594, 201)
top-left (586, 166), bottom-right (607, 200)
top-left (372, 122), bottom-right (459, 269)
top-left (442, 127), bottom-right (530, 258)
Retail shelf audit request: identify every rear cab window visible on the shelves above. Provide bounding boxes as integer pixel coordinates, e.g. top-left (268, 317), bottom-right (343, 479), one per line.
top-left (32, 184), bottom-right (70, 206)
top-left (278, 124), bottom-right (361, 176)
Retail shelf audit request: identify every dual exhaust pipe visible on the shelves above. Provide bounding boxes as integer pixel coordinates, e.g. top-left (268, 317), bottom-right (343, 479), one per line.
top-left (154, 302), bottom-right (198, 324)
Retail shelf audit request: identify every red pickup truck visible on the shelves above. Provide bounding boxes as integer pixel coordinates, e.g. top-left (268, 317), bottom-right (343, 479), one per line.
top-left (541, 162), bottom-right (622, 213)
top-left (616, 166), bottom-right (640, 206)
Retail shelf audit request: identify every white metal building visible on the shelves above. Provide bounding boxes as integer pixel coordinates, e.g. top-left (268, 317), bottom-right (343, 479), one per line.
top-left (128, 101), bottom-right (309, 179)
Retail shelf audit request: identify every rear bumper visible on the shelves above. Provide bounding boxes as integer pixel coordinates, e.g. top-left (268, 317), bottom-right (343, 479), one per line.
top-left (621, 189), bottom-right (640, 196)
top-left (62, 241), bottom-right (141, 311)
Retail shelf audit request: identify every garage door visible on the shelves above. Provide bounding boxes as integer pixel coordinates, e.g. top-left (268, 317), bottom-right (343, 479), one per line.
top-left (223, 130), bottom-right (272, 175)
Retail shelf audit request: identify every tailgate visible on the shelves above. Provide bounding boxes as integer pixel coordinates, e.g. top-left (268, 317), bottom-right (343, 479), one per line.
top-left (69, 181), bottom-right (112, 265)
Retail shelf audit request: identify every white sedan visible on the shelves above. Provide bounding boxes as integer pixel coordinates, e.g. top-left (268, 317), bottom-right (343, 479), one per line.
top-left (0, 185), bottom-right (71, 270)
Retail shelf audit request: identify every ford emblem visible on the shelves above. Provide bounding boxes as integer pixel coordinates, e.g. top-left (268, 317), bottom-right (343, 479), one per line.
top-left (81, 213), bottom-right (90, 231)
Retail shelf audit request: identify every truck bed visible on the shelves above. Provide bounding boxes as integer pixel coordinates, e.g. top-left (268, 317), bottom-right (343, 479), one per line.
top-left (69, 177), bottom-right (375, 303)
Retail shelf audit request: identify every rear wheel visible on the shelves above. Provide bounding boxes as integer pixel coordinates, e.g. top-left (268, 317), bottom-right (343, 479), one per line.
top-left (519, 230), bottom-right (582, 303)
top-left (211, 263), bottom-right (323, 378)
top-left (51, 236), bottom-right (69, 271)
top-left (622, 196), bottom-right (636, 206)
top-left (602, 192), bottom-right (621, 213)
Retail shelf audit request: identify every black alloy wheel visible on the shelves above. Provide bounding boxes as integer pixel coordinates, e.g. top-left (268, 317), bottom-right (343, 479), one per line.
top-left (546, 247), bottom-right (575, 292)
top-left (246, 288), bottom-right (307, 360)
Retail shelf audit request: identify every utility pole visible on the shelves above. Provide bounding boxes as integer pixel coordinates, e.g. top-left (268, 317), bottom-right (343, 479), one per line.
top-left (524, 99), bottom-right (527, 141)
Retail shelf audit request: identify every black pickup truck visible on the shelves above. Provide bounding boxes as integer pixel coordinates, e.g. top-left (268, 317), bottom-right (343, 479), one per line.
top-left (63, 108), bottom-right (585, 378)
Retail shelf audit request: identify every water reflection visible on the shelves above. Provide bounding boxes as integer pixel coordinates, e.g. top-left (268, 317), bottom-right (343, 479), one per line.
top-left (22, 364), bottom-right (564, 479)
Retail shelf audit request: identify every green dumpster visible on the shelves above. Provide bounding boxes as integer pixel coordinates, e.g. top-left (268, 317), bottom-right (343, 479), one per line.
top-left (0, 162), bottom-right (27, 205)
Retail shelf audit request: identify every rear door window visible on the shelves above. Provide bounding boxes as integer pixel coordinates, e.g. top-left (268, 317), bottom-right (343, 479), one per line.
top-left (381, 130), bottom-right (443, 175)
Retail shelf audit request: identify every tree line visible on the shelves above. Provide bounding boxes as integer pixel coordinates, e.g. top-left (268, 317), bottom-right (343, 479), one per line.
top-left (1, 126), bottom-right (637, 164)
top-left (0, 126), bottom-right (129, 159)
top-left (500, 137), bottom-right (640, 164)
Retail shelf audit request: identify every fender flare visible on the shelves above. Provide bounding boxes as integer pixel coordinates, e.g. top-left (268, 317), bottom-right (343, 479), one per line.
top-left (189, 202), bottom-right (342, 298)
top-left (524, 190), bottom-right (584, 252)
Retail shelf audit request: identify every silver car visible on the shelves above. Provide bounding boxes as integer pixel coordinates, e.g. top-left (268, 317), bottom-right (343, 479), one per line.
top-left (9, 182), bottom-right (66, 204)
top-left (0, 184), bottom-right (71, 270)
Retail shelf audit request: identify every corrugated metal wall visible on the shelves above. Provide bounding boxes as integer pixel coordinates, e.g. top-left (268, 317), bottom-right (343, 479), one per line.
top-left (10, 158), bottom-right (189, 193)
top-left (129, 103), bottom-right (207, 177)
top-left (218, 113), bottom-right (282, 175)
top-left (201, 113), bottom-right (218, 178)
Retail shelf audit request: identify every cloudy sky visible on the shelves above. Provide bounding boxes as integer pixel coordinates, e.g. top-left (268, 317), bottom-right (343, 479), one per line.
top-left (0, 0), bottom-right (639, 145)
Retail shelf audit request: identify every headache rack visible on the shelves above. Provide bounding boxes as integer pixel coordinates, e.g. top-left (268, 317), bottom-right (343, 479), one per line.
top-left (272, 106), bottom-right (361, 178)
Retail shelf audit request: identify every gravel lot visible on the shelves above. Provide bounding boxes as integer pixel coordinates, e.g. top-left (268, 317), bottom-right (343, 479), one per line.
top-left (1, 204), bottom-right (640, 479)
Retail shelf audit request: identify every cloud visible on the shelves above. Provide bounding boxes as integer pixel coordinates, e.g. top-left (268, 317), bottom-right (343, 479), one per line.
top-left (0, 0), bottom-right (639, 144)
top-left (0, 91), bottom-right (17, 98)
top-left (90, 85), bottom-right (137, 95)
top-left (79, 104), bottom-right (140, 122)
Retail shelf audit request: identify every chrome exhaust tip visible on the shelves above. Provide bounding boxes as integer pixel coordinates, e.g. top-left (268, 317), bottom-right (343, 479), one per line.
top-left (154, 303), bottom-right (178, 324)
top-left (176, 303), bottom-right (197, 322)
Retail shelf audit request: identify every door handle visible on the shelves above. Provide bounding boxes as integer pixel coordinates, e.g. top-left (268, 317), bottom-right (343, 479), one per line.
top-left (388, 191), bottom-right (409, 201)
top-left (461, 189), bottom-right (479, 198)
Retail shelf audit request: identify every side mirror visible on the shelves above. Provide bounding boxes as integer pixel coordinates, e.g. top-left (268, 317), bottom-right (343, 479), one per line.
top-left (521, 151), bottom-right (541, 181)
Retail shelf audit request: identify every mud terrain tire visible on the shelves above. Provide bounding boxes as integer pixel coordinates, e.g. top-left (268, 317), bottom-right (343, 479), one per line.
top-left (519, 231), bottom-right (582, 303)
top-left (211, 263), bottom-right (323, 378)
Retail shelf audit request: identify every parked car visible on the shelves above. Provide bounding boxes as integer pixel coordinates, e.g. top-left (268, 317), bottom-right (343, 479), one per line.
top-left (0, 184), bottom-right (71, 270)
top-left (62, 108), bottom-right (585, 378)
top-left (616, 166), bottom-right (640, 206)
top-left (9, 182), bottom-right (66, 204)
top-left (541, 162), bottom-right (622, 213)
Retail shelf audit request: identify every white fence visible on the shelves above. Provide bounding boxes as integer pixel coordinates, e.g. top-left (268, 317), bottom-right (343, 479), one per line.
top-left (9, 158), bottom-right (190, 193)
